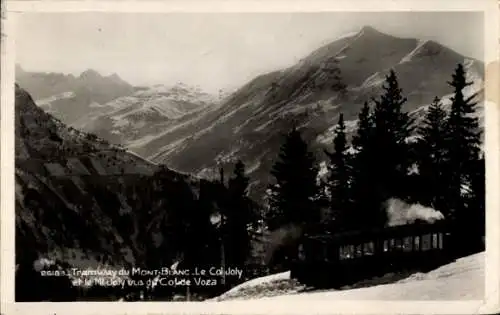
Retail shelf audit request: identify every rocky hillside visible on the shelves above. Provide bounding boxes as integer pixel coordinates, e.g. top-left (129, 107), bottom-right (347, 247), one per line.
top-left (15, 66), bottom-right (135, 125)
top-left (128, 26), bottom-right (484, 200)
top-left (15, 84), bottom-right (228, 281)
top-left (72, 83), bottom-right (219, 147)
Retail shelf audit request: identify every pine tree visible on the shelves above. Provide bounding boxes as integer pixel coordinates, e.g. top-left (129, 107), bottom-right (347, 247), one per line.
top-left (267, 127), bottom-right (320, 231)
top-left (467, 154), bottom-right (485, 251)
top-left (324, 113), bottom-right (352, 231)
top-left (371, 69), bottom-right (414, 202)
top-left (416, 97), bottom-right (449, 209)
top-left (225, 160), bottom-right (253, 267)
top-left (349, 71), bottom-right (414, 229)
top-left (352, 102), bottom-right (373, 152)
top-left (445, 63), bottom-right (482, 214)
top-left (349, 101), bottom-right (380, 230)
top-left (228, 160), bottom-right (250, 202)
top-left (444, 63), bottom-right (482, 254)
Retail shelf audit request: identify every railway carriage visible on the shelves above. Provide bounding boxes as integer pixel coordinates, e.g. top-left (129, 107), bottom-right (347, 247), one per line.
top-left (290, 221), bottom-right (453, 288)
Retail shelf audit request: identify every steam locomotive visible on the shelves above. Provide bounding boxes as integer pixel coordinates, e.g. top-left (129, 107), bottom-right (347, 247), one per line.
top-left (290, 221), bottom-right (454, 288)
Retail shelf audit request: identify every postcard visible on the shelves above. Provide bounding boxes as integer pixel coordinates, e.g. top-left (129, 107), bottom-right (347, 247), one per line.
top-left (1, 0), bottom-right (499, 314)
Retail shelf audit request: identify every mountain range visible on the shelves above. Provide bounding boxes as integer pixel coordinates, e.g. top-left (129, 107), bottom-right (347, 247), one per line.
top-left (15, 65), bottom-right (136, 125)
top-left (71, 83), bottom-right (221, 147)
top-left (15, 66), bottom-right (224, 152)
top-left (113, 26), bottom-right (485, 200)
top-left (16, 26), bottom-right (484, 203)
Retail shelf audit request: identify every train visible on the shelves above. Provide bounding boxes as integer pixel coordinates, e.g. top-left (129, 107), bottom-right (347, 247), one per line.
top-left (290, 221), bottom-right (454, 288)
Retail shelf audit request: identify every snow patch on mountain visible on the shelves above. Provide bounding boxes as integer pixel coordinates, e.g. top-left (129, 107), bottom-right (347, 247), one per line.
top-left (88, 101), bottom-right (104, 108)
top-left (125, 148), bottom-right (158, 166)
top-left (75, 83), bottom-right (219, 151)
top-left (317, 56), bottom-right (484, 147)
top-left (335, 31), bottom-right (360, 41)
top-left (127, 113), bottom-right (207, 153)
top-left (247, 161), bottom-right (261, 174)
top-left (36, 91), bottom-right (76, 107)
top-left (359, 71), bottom-right (385, 89)
top-left (146, 137), bottom-right (190, 160)
top-left (137, 83), bottom-right (218, 105)
top-left (254, 119), bottom-right (276, 133)
top-left (215, 146), bottom-right (242, 164)
top-left (399, 39), bottom-right (429, 64)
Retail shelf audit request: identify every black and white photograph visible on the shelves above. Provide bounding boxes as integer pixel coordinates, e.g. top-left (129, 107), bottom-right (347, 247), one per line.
top-left (2, 0), bottom-right (499, 313)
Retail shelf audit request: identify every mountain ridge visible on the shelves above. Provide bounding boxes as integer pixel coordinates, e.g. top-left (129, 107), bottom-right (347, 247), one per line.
top-left (17, 26), bottom-right (484, 203)
top-left (15, 66), bottom-right (136, 125)
top-left (127, 26), bottom-right (484, 200)
top-left (72, 83), bottom-right (220, 147)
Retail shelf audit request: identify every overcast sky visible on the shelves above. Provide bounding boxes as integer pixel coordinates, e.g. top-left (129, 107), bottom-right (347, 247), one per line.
top-left (16, 12), bottom-right (484, 93)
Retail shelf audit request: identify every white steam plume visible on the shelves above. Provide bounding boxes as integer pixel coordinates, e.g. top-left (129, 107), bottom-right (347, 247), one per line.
top-left (385, 198), bottom-right (445, 227)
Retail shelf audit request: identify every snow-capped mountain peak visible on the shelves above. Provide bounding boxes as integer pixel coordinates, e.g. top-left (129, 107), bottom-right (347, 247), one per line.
top-left (135, 83), bottom-right (218, 105)
top-left (129, 26), bottom-right (484, 202)
top-left (15, 67), bottom-right (136, 125)
top-left (73, 83), bottom-right (220, 148)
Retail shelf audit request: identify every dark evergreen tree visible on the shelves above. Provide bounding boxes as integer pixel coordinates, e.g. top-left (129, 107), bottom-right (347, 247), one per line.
top-left (224, 160), bottom-right (253, 268)
top-left (445, 63), bottom-right (482, 214)
top-left (349, 71), bottom-right (414, 229)
top-left (352, 102), bottom-right (373, 152)
top-left (315, 176), bottom-right (331, 227)
top-left (415, 96), bottom-right (449, 209)
top-left (466, 154), bottom-right (485, 251)
top-left (267, 127), bottom-right (320, 231)
top-left (324, 113), bottom-right (352, 231)
top-left (152, 167), bottom-right (194, 263)
top-left (444, 63), bottom-right (483, 254)
top-left (228, 161), bottom-right (250, 211)
top-left (349, 101), bottom-right (379, 230)
top-left (190, 181), bottom-right (222, 267)
top-left (371, 69), bottom-right (414, 203)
